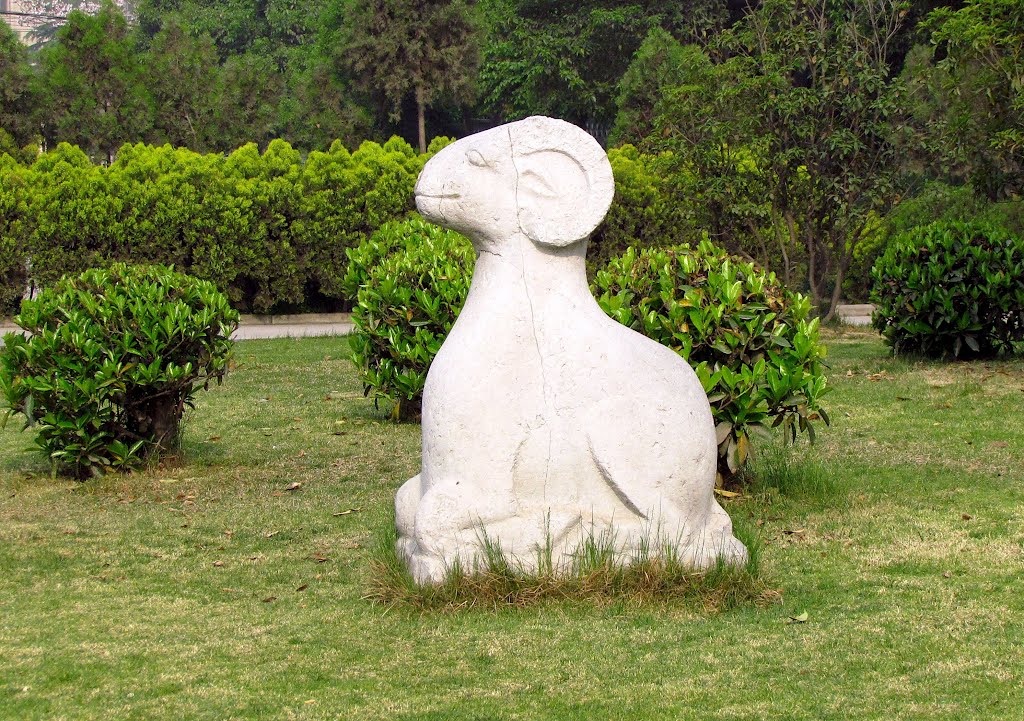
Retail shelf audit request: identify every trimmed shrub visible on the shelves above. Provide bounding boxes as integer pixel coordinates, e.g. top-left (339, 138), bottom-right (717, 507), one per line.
top-left (587, 145), bottom-right (689, 275)
top-left (593, 240), bottom-right (830, 480)
top-left (0, 264), bottom-right (238, 479)
top-left (0, 154), bottom-right (28, 315)
top-left (871, 221), bottom-right (1024, 358)
top-left (5, 136), bottom-right (433, 314)
top-left (297, 137), bottom-right (424, 305)
top-left (350, 218), bottom-right (474, 420)
top-left (845, 182), bottom-right (1024, 302)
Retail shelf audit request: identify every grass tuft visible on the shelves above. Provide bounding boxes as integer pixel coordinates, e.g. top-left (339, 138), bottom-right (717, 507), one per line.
top-left (364, 519), bottom-right (776, 612)
top-left (741, 438), bottom-right (842, 503)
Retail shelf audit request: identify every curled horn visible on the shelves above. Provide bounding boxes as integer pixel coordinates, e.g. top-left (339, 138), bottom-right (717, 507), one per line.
top-left (510, 116), bottom-right (615, 248)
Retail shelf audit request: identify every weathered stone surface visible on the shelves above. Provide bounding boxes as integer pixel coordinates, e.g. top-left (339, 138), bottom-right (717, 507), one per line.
top-left (396, 116), bottom-right (747, 584)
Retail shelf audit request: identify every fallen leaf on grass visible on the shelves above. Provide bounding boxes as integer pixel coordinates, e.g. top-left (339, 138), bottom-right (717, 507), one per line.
top-left (786, 611), bottom-right (809, 624)
top-left (991, 441), bottom-right (1009, 448)
top-left (296, 584), bottom-right (309, 592)
top-left (332, 507), bottom-right (363, 516)
top-left (309, 554), bottom-right (330, 563)
top-left (262, 596), bottom-right (277, 603)
top-left (961, 513), bottom-right (974, 521)
top-left (783, 528), bottom-right (806, 536)
top-left (285, 483), bottom-right (302, 492)
top-left (264, 531), bottom-right (279, 538)
top-left (297, 450), bottom-right (306, 458)
top-left (714, 488), bottom-right (742, 498)
top-left (208, 435), bottom-right (222, 442)
top-left (943, 571), bottom-right (952, 579)
top-left (212, 561), bottom-right (224, 567)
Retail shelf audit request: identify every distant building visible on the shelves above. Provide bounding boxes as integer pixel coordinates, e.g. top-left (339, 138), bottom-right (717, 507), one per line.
top-left (0, 0), bottom-right (35, 42)
top-left (1, 1), bottom-right (112, 44)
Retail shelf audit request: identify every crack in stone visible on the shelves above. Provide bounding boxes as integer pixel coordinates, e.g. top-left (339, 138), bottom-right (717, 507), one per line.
top-left (510, 126), bottom-right (552, 503)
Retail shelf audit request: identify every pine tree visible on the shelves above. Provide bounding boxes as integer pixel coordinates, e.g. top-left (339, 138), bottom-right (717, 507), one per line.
top-left (330, 0), bottom-right (480, 153)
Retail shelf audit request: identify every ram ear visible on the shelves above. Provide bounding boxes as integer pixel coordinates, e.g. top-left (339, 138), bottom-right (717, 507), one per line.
top-left (511, 117), bottom-right (614, 248)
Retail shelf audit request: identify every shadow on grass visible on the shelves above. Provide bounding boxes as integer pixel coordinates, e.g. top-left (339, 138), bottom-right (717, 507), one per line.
top-left (364, 519), bottom-right (778, 613)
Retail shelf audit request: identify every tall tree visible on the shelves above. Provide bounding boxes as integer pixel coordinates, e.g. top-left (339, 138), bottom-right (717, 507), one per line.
top-left (0, 20), bottom-right (38, 150)
top-left (36, 0), bottom-right (152, 161)
top-left (478, 0), bottom-right (730, 138)
top-left (328, 0), bottom-right (480, 153)
top-left (654, 0), bottom-right (909, 319)
top-left (136, 0), bottom-right (328, 66)
top-left (916, 0), bottom-right (1024, 198)
top-left (145, 16), bottom-right (218, 150)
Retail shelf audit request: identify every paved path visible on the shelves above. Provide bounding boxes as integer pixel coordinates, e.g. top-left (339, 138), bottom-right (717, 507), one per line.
top-left (2, 305), bottom-right (875, 342)
top-left (232, 320), bottom-right (354, 340)
top-left (0, 314), bottom-right (355, 345)
top-left (835, 304), bottom-right (874, 327)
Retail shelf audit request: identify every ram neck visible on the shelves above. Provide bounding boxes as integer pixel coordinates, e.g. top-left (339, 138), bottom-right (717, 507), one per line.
top-left (467, 232), bottom-right (595, 314)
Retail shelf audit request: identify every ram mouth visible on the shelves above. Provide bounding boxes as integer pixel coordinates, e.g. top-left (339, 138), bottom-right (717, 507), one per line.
top-left (416, 192), bottom-right (461, 199)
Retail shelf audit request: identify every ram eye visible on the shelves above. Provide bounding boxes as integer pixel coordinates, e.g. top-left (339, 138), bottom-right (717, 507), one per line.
top-left (466, 149), bottom-right (489, 168)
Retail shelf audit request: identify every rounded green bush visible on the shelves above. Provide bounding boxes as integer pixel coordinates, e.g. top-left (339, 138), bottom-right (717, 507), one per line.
top-left (593, 239), bottom-right (830, 480)
top-left (870, 221), bottom-right (1024, 358)
top-left (0, 264), bottom-right (239, 479)
top-left (350, 218), bottom-right (474, 420)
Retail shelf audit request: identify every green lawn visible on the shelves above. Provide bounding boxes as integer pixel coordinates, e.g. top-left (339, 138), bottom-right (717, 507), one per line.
top-left (1, 329), bottom-right (1022, 720)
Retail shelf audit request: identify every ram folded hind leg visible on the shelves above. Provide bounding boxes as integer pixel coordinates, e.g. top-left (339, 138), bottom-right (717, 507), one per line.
top-left (395, 476), bottom-right (519, 585)
top-left (675, 501), bottom-right (749, 569)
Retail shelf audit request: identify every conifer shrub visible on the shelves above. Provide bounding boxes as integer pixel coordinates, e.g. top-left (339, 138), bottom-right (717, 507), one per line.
top-left (587, 145), bottom-right (688, 274)
top-left (7, 137), bottom-right (430, 314)
top-left (349, 218), bottom-right (474, 420)
top-left (0, 154), bottom-right (28, 315)
top-left (0, 264), bottom-right (238, 479)
top-left (871, 221), bottom-right (1024, 358)
top-left (593, 240), bottom-right (829, 480)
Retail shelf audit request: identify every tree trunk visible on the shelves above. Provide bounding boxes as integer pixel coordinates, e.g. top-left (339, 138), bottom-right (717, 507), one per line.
top-left (804, 221), bottom-right (822, 312)
top-left (777, 209), bottom-right (796, 287)
top-left (416, 86), bottom-right (427, 155)
top-left (822, 261), bottom-right (848, 323)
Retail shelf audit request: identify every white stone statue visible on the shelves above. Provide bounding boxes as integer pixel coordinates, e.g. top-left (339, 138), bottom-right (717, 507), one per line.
top-left (396, 116), bottom-right (747, 584)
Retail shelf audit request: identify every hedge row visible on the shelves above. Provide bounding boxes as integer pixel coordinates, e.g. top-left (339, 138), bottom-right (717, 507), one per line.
top-left (0, 140), bottom-right (679, 316)
top-left (0, 136), bottom-right (454, 315)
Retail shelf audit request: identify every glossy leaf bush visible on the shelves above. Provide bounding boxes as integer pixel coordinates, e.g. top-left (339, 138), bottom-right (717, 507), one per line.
top-left (593, 240), bottom-right (829, 480)
top-left (0, 264), bottom-right (239, 479)
top-left (871, 221), bottom-right (1024, 358)
top-left (350, 219), bottom-right (474, 420)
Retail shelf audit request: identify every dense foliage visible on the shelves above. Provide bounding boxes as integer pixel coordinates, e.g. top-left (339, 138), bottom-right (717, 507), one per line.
top-left (586, 144), bottom-right (689, 274)
top-left (594, 240), bottom-right (829, 480)
top-left (349, 218), bottom-right (474, 420)
top-left (648, 0), bottom-right (907, 320)
top-left (0, 0), bottom-right (1016, 323)
top-left (328, 0), bottom-right (480, 153)
top-left (871, 222), bottom-right (1024, 358)
top-left (904, 0), bottom-right (1024, 200)
top-left (0, 137), bottom-right (428, 313)
top-left (0, 264), bottom-right (238, 479)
